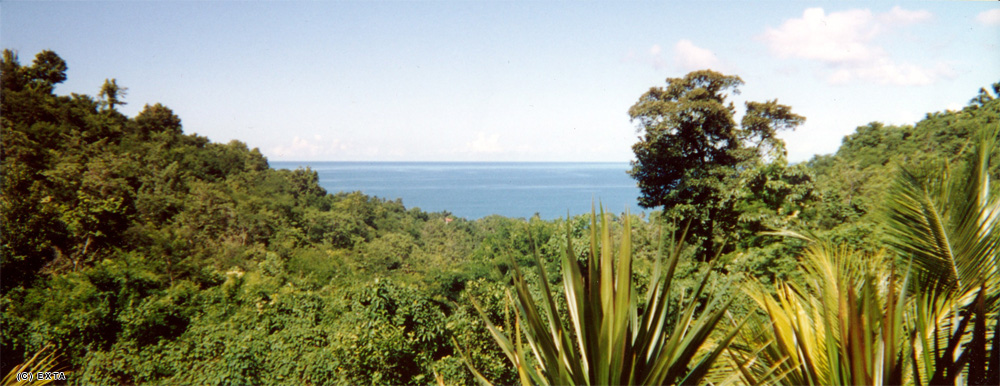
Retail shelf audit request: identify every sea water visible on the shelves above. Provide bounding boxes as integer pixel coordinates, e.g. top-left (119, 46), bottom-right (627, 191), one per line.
top-left (270, 162), bottom-right (645, 220)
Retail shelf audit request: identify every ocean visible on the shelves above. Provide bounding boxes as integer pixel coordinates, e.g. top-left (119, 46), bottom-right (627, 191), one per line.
top-left (269, 162), bottom-right (645, 220)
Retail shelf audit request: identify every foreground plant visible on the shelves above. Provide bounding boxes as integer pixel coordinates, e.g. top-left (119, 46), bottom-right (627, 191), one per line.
top-left (739, 242), bottom-right (998, 386)
top-left (883, 124), bottom-right (999, 385)
top-left (461, 210), bottom-right (743, 385)
top-left (739, 126), bottom-right (999, 386)
top-left (738, 243), bottom-right (914, 385)
top-left (1, 345), bottom-right (68, 386)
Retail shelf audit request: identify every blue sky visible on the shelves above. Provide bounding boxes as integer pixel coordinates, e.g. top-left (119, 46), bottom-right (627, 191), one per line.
top-left (3, 1), bottom-right (998, 162)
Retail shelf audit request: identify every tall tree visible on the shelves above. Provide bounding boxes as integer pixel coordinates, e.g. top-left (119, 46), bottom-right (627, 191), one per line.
top-left (98, 78), bottom-right (127, 110)
top-left (969, 81), bottom-right (999, 108)
top-left (0, 49), bottom-right (67, 94)
top-left (29, 50), bottom-right (67, 93)
top-left (628, 70), bottom-right (805, 258)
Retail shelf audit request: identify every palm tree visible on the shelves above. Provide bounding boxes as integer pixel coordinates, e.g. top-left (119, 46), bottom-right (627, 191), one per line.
top-left (738, 125), bottom-right (998, 386)
top-left (883, 125), bottom-right (999, 385)
top-left (735, 242), bottom-right (914, 385)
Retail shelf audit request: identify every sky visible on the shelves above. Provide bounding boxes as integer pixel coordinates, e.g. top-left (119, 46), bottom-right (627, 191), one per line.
top-left (2, 1), bottom-right (998, 163)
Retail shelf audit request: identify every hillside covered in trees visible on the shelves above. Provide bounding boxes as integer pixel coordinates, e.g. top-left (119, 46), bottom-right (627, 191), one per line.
top-left (2, 50), bottom-right (997, 385)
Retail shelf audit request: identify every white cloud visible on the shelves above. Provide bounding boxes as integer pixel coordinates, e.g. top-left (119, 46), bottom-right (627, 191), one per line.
top-left (828, 59), bottom-right (955, 86)
top-left (764, 8), bottom-right (880, 64)
top-left (879, 6), bottom-right (932, 25)
top-left (649, 44), bottom-right (662, 56)
top-left (674, 39), bottom-right (722, 71)
top-left (269, 135), bottom-right (348, 159)
top-left (763, 7), bottom-right (950, 86)
top-left (270, 135), bottom-right (320, 158)
top-left (465, 132), bottom-right (502, 154)
top-left (648, 44), bottom-right (668, 69)
top-left (976, 9), bottom-right (1000, 26)
top-left (641, 40), bottom-right (722, 72)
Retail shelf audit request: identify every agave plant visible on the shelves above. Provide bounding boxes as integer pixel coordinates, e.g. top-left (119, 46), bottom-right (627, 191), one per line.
top-left (739, 126), bottom-right (999, 386)
top-left (461, 209), bottom-right (744, 386)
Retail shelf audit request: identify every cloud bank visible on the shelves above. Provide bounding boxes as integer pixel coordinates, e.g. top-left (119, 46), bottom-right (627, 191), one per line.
top-left (465, 132), bottom-right (502, 154)
top-left (269, 135), bottom-right (348, 159)
top-left (977, 9), bottom-right (1000, 26)
top-left (762, 6), bottom-right (952, 86)
top-left (643, 40), bottom-right (725, 73)
top-left (674, 40), bottom-right (722, 72)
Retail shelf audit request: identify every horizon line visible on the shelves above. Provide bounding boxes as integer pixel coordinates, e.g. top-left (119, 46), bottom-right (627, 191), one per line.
top-left (268, 160), bottom-right (637, 164)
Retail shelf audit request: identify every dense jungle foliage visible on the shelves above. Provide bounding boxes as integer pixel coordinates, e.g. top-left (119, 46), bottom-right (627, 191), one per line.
top-left (1, 50), bottom-right (997, 385)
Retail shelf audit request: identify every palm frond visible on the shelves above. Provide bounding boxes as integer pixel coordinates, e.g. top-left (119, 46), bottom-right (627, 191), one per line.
top-left (743, 125), bottom-right (1000, 386)
top-left (1, 345), bottom-right (68, 386)
top-left (742, 244), bottom-right (914, 386)
top-left (884, 125), bottom-right (999, 295)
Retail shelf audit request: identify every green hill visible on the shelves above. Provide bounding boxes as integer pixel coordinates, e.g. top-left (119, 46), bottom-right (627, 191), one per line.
top-left (2, 50), bottom-right (996, 385)
top-left (798, 84), bottom-right (999, 248)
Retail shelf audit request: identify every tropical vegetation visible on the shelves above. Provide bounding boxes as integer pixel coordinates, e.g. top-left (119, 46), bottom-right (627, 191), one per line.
top-left (1, 50), bottom-right (997, 385)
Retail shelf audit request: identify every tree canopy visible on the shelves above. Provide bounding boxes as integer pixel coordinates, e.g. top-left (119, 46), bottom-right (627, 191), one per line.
top-left (2, 50), bottom-right (996, 385)
top-left (628, 70), bottom-right (806, 258)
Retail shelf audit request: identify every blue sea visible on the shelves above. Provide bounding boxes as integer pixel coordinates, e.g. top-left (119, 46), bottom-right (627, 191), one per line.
top-left (269, 162), bottom-right (645, 220)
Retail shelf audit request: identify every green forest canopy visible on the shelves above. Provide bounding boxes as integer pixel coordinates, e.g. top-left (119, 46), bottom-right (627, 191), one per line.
top-left (1, 50), bottom-right (997, 385)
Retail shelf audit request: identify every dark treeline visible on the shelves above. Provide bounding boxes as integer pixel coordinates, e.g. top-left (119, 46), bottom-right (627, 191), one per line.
top-left (1, 50), bottom-right (997, 385)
